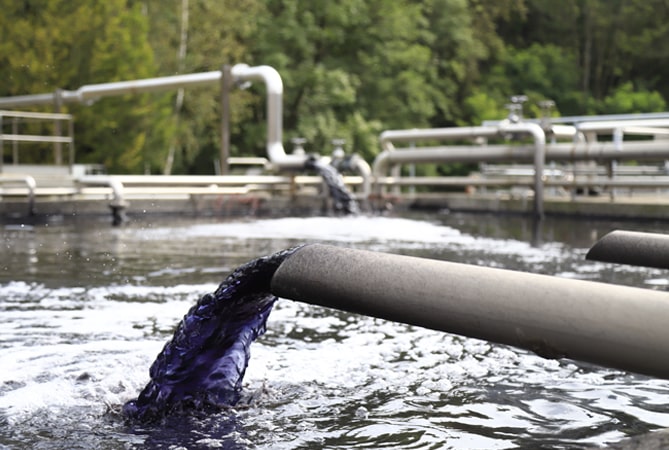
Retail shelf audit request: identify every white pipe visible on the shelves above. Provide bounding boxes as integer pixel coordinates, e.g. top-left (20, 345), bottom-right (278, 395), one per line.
top-left (483, 112), bottom-right (669, 127)
top-left (375, 122), bottom-right (547, 217)
top-left (549, 125), bottom-right (579, 139)
top-left (230, 64), bottom-right (307, 170)
top-left (77, 175), bottom-right (126, 208)
top-left (375, 126), bottom-right (499, 179)
top-left (352, 155), bottom-right (372, 197)
top-left (0, 93), bottom-right (55, 109)
top-left (373, 140), bottom-right (669, 166)
top-left (576, 118), bottom-right (669, 132)
top-left (379, 126), bottom-right (498, 151)
top-left (497, 120), bottom-right (546, 218)
top-left (67, 71), bottom-right (223, 104)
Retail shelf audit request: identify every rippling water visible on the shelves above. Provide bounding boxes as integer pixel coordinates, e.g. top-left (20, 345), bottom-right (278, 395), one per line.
top-left (1, 212), bottom-right (668, 449)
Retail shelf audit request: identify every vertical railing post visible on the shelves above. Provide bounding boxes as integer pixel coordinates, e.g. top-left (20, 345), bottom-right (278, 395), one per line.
top-left (68, 117), bottom-right (75, 172)
top-left (53, 88), bottom-right (63, 165)
top-left (11, 116), bottom-right (19, 164)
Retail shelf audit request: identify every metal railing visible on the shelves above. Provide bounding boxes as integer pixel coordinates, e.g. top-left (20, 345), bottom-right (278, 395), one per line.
top-left (0, 110), bottom-right (74, 172)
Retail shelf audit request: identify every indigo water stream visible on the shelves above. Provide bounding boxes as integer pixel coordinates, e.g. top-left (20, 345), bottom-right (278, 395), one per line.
top-left (123, 246), bottom-right (303, 421)
top-left (2, 213), bottom-right (669, 449)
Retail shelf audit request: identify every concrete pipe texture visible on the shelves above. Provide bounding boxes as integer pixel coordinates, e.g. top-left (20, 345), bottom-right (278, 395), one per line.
top-left (271, 243), bottom-right (669, 380)
top-left (587, 230), bottom-right (669, 269)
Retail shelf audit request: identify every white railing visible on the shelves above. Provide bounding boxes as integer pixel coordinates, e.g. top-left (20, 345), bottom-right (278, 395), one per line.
top-left (0, 110), bottom-right (74, 172)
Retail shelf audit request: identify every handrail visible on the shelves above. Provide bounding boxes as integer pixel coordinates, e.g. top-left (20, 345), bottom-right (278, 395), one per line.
top-left (0, 110), bottom-right (74, 172)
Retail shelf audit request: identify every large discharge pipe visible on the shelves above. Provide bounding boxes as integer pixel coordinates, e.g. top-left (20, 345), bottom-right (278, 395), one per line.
top-left (271, 244), bottom-right (669, 379)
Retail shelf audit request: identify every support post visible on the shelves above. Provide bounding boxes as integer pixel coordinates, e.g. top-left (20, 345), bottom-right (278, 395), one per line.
top-left (220, 64), bottom-right (232, 175)
top-left (271, 244), bottom-right (669, 379)
top-left (53, 88), bottom-right (63, 165)
top-left (0, 114), bottom-right (4, 172)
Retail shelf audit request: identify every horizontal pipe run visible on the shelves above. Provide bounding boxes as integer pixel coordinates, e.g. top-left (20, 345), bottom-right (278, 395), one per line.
top-left (271, 244), bottom-right (669, 380)
top-left (377, 175), bottom-right (669, 188)
top-left (586, 230), bottom-right (669, 269)
top-left (379, 126), bottom-right (499, 147)
top-left (379, 140), bottom-right (669, 167)
top-left (483, 112), bottom-right (669, 127)
top-left (75, 174), bottom-right (365, 196)
top-left (576, 118), bottom-right (669, 132)
top-left (73, 71), bottom-right (223, 103)
top-left (0, 93), bottom-right (56, 109)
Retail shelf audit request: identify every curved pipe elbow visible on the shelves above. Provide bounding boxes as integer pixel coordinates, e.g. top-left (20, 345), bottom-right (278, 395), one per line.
top-left (231, 64), bottom-right (303, 170)
top-left (351, 156), bottom-right (372, 197)
top-left (230, 64), bottom-right (283, 95)
top-left (372, 150), bottom-right (392, 179)
top-left (497, 120), bottom-right (546, 146)
top-left (267, 143), bottom-right (309, 170)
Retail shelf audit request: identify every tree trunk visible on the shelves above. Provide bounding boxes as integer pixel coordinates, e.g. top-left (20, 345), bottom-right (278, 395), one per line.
top-left (164, 0), bottom-right (189, 175)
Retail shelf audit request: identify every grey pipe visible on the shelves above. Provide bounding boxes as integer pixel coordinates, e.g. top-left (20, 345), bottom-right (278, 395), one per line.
top-left (586, 230), bottom-right (669, 269)
top-left (271, 244), bottom-right (669, 379)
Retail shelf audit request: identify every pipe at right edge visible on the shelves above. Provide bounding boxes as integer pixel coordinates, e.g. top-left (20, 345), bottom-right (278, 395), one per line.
top-left (586, 230), bottom-right (669, 269)
top-left (271, 244), bottom-right (669, 379)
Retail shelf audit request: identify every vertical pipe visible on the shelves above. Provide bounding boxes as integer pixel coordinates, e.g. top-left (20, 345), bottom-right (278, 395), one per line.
top-left (230, 64), bottom-right (307, 169)
top-left (498, 121), bottom-right (546, 218)
top-left (220, 65), bottom-right (232, 176)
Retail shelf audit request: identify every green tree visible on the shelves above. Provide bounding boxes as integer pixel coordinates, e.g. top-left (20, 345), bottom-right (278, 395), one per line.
top-left (600, 82), bottom-right (666, 114)
top-left (432, 0), bottom-right (528, 125)
top-left (143, 0), bottom-right (261, 174)
top-left (247, 0), bottom-right (439, 161)
top-left (0, 0), bottom-right (169, 173)
top-left (496, 0), bottom-right (669, 115)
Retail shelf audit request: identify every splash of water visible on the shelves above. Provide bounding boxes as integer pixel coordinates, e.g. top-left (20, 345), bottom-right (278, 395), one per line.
top-left (122, 245), bottom-right (304, 421)
top-left (305, 157), bottom-right (360, 215)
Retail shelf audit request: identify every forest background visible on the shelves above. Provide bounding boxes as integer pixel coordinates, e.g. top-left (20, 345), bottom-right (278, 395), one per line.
top-left (1, 0), bottom-right (668, 174)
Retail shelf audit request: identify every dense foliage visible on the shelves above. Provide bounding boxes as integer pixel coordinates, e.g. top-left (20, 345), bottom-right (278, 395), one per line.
top-left (1, 0), bottom-right (667, 173)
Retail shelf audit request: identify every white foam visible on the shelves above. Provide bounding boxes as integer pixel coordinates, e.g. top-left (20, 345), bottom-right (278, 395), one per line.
top-left (133, 215), bottom-right (566, 264)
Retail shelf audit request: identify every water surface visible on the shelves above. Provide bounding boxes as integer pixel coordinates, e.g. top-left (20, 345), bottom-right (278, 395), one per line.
top-left (1, 212), bottom-right (668, 449)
